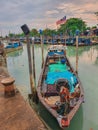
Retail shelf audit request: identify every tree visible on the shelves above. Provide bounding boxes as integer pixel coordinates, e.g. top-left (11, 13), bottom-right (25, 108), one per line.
top-left (43, 28), bottom-right (57, 37)
top-left (16, 33), bottom-right (25, 37)
top-left (95, 12), bottom-right (98, 26)
top-left (9, 33), bottom-right (15, 38)
top-left (58, 18), bottom-right (87, 36)
top-left (30, 28), bottom-right (38, 36)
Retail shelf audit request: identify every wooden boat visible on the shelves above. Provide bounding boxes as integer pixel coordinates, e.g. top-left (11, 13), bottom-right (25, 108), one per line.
top-left (5, 42), bottom-right (23, 53)
top-left (37, 45), bottom-right (84, 128)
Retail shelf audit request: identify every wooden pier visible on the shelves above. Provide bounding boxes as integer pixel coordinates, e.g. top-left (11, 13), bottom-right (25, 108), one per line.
top-left (0, 67), bottom-right (47, 130)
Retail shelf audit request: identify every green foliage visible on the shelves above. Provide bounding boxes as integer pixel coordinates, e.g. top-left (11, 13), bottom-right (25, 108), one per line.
top-left (43, 28), bottom-right (57, 36)
top-left (8, 33), bottom-right (25, 38)
top-left (58, 18), bottom-right (87, 36)
top-left (86, 27), bottom-right (91, 30)
top-left (92, 26), bottom-right (97, 29)
top-left (30, 28), bottom-right (39, 36)
top-left (9, 33), bottom-right (15, 38)
top-left (16, 33), bottom-right (25, 37)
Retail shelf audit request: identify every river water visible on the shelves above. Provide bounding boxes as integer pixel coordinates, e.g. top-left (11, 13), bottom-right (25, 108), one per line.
top-left (7, 44), bottom-right (98, 130)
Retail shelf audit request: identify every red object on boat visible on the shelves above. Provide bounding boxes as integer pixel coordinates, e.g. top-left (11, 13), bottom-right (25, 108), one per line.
top-left (61, 118), bottom-right (70, 127)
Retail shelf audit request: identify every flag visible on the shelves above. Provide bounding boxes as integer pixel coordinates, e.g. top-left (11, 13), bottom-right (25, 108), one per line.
top-left (56, 16), bottom-right (66, 25)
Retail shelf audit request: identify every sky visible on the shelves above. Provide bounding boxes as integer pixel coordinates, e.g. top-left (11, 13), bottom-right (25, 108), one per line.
top-left (0, 0), bottom-right (98, 36)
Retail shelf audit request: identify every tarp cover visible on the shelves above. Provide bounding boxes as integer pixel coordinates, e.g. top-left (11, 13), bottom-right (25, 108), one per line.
top-left (45, 71), bottom-right (77, 93)
top-left (45, 61), bottom-right (77, 93)
top-left (49, 62), bottom-right (68, 72)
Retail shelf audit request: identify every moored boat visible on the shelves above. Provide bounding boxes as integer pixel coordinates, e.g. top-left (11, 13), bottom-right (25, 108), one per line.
top-left (37, 45), bottom-right (84, 128)
top-left (5, 42), bottom-right (23, 53)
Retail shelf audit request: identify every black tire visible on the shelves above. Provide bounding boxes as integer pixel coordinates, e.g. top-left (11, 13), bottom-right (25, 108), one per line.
top-left (55, 78), bottom-right (70, 92)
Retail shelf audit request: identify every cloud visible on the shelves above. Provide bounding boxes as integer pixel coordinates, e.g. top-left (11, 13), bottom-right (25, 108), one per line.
top-left (56, 2), bottom-right (98, 26)
top-left (46, 10), bottom-right (59, 15)
top-left (0, 0), bottom-right (98, 36)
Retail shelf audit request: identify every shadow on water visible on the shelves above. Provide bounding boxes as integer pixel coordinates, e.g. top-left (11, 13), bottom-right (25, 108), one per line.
top-left (36, 102), bottom-right (83, 130)
top-left (37, 102), bottom-right (62, 130)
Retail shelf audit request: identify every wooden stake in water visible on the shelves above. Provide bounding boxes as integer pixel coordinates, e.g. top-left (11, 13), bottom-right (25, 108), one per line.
top-left (32, 37), bottom-right (36, 86)
top-left (21, 24), bottom-right (38, 103)
top-left (76, 35), bottom-right (79, 74)
top-left (26, 35), bottom-right (35, 94)
top-left (40, 35), bottom-right (44, 68)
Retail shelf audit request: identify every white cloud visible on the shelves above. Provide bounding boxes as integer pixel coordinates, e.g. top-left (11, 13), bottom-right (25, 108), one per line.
top-left (46, 10), bottom-right (59, 15)
top-left (0, 0), bottom-right (98, 36)
top-left (56, 2), bottom-right (98, 26)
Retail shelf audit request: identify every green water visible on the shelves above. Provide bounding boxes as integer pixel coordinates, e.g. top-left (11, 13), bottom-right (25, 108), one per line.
top-left (7, 44), bottom-right (98, 130)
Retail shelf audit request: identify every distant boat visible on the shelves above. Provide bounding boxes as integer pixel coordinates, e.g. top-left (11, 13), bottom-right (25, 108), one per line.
top-left (66, 38), bottom-right (92, 46)
top-left (37, 45), bottom-right (84, 128)
top-left (5, 42), bottom-right (23, 53)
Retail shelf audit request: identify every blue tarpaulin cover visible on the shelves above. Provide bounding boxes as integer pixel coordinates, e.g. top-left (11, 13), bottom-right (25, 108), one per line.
top-left (45, 71), bottom-right (77, 93)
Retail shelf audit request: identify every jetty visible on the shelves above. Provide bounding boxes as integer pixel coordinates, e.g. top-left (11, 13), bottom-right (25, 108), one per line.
top-left (0, 67), bottom-right (47, 130)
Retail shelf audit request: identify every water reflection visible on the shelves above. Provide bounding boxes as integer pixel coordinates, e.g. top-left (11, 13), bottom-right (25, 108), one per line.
top-left (7, 49), bottom-right (23, 57)
top-left (95, 57), bottom-right (98, 65)
top-left (67, 46), bottom-right (91, 57)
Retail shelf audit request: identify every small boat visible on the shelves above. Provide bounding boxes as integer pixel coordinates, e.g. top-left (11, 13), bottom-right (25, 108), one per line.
top-left (5, 42), bottom-right (23, 53)
top-left (37, 45), bottom-right (84, 128)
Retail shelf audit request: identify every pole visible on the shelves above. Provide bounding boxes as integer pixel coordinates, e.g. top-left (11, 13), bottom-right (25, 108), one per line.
top-left (40, 35), bottom-right (44, 68)
top-left (21, 24), bottom-right (38, 103)
top-left (32, 37), bottom-right (36, 86)
top-left (65, 32), bottom-right (66, 46)
top-left (26, 35), bottom-right (35, 94)
top-left (76, 35), bottom-right (79, 74)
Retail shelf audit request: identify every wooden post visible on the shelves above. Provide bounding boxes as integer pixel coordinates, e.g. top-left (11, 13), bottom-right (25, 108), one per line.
top-left (21, 24), bottom-right (38, 103)
top-left (1, 77), bottom-right (15, 97)
top-left (0, 42), bottom-right (7, 67)
top-left (26, 35), bottom-right (38, 103)
top-left (40, 35), bottom-right (44, 68)
top-left (26, 35), bottom-right (35, 94)
top-left (76, 35), bottom-right (79, 74)
top-left (32, 37), bottom-right (36, 86)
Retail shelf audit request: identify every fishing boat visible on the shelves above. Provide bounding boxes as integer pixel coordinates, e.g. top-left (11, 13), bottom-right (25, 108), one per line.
top-left (5, 42), bottom-right (23, 53)
top-left (37, 45), bottom-right (84, 128)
